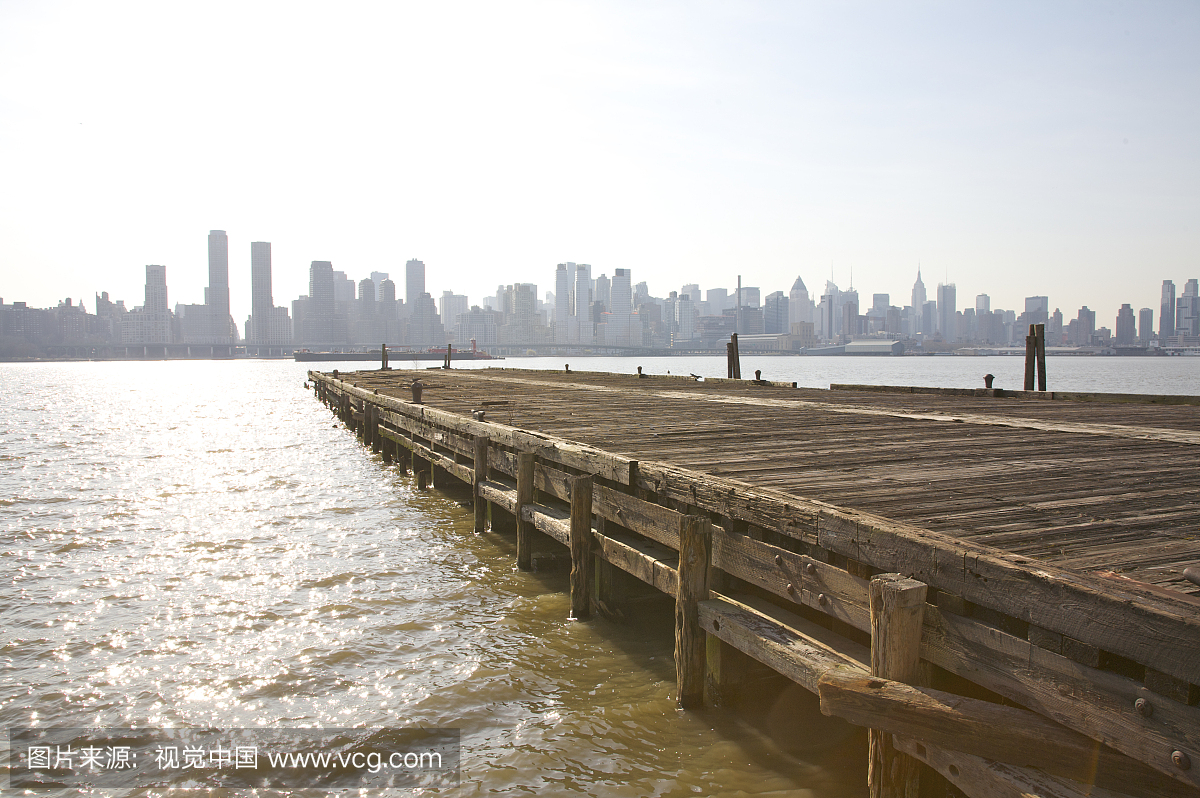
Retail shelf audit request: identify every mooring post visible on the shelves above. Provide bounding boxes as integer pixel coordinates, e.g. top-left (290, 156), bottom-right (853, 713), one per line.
top-left (869, 573), bottom-right (929, 798)
top-left (568, 475), bottom-right (595, 620)
top-left (1035, 322), bottom-right (1047, 392)
top-left (516, 452), bottom-right (535, 571)
top-left (730, 333), bottom-right (742, 380)
top-left (473, 435), bottom-right (488, 533)
top-left (1024, 324), bottom-right (1036, 391)
top-left (676, 515), bottom-right (712, 709)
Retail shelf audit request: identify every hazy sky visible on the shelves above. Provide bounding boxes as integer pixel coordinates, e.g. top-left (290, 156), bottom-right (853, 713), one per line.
top-left (2, 1), bottom-right (1197, 327)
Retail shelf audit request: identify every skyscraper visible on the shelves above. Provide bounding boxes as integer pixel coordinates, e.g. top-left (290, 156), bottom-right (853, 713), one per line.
top-left (1139, 308), bottom-right (1154, 344)
top-left (208, 230), bottom-right (231, 343)
top-left (575, 264), bottom-right (592, 344)
top-left (911, 269), bottom-right (926, 313)
top-left (1115, 304), bottom-right (1136, 345)
top-left (936, 284), bottom-right (957, 341)
top-left (307, 261), bottom-right (335, 345)
top-left (555, 264), bottom-right (573, 343)
top-left (406, 259), bottom-right (426, 306)
top-left (788, 276), bottom-right (813, 328)
top-left (250, 242), bottom-right (273, 345)
top-left (1160, 280), bottom-right (1176, 339)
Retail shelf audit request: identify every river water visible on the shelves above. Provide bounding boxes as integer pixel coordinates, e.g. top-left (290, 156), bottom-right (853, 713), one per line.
top-left (3, 356), bottom-right (1197, 796)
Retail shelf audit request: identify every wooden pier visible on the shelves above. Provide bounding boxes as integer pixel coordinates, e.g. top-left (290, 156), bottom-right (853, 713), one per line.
top-left (307, 367), bottom-right (1200, 798)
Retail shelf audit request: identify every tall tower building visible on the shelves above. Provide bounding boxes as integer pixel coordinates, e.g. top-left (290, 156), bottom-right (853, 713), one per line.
top-left (937, 283), bottom-right (957, 341)
top-left (911, 269), bottom-right (926, 313)
top-left (1139, 308), bottom-right (1154, 344)
top-left (555, 263), bottom-right (573, 343)
top-left (406, 259), bottom-right (425, 306)
top-left (250, 242), bottom-right (272, 344)
top-left (1160, 280), bottom-right (1176, 339)
top-left (145, 264), bottom-right (168, 314)
top-left (307, 261), bottom-right (335, 345)
top-left (575, 264), bottom-right (593, 344)
top-left (788, 276), bottom-right (813, 328)
top-left (207, 230), bottom-right (231, 342)
top-left (976, 294), bottom-right (990, 314)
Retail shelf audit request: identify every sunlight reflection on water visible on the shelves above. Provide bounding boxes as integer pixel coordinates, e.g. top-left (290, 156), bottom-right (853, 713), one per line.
top-left (1, 360), bottom-right (866, 797)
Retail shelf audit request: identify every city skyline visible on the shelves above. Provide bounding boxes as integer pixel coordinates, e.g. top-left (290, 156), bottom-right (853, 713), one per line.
top-left (2, 3), bottom-right (1197, 323)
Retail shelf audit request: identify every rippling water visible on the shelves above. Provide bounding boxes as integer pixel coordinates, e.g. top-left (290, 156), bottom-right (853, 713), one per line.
top-left (2, 361), bottom-right (869, 797)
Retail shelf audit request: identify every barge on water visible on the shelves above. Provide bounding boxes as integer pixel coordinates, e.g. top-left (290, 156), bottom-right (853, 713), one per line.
top-left (307, 367), bottom-right (1200, 798)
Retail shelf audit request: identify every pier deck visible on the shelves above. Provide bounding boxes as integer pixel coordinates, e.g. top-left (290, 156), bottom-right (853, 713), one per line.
top-left (308, 367), bottom-right (1200, 798)
top-left (367, 367), bottom-right (1200, 594)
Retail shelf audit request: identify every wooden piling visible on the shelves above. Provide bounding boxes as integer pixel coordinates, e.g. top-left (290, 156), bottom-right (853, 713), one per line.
top-left (869, 573), bottom-right (929, 798)
top-left (1035, 322), bottom-right (1047, 392)
top-left (1024, 324), bottom-right (1036, 391)
top-left (568, 475), bottom-right (595, 620)
top-left (675, 515), bottom-right (711, 709)
top-left (416, 470), bottom-right (429, 491)
top-left (592, 520), bottom-right (621, 619)
top-left (730, 333), bottom-right (742, 380)
top-left (473, 435), bottom-right (488, 533)
top-left (516, 452), bottom-right (535, 571)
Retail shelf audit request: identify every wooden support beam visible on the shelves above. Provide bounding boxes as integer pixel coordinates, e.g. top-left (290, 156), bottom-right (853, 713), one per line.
top-left (819, 669), bottom-right (1198, 798)
top-left (473, 435), bottom-right (488, 533)
top-left (1025, 324), bottom-right (1036, 391)
top-left (569, 475), bottom-right (594, 620)
top-left (676, 515), bottom-right (711, 709)
top-left (699, 593), bottom-right (868, 693)
top-left (705, 636), bottom-right (752, 708)
top-left (869, 573), bottom-right (928, 798)
top-left (1036, 322), bottom-right (1047, 392)
top-left (592, 518), bottom-right (622, 619)
top-left (892, 736), bottom-right (1136, 798)
top-left (516, 452), bottom-right (535, 571)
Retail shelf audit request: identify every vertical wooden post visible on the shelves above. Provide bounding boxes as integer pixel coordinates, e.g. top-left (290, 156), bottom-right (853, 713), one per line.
top-left (1024, 324), bottom-right (1036, 391)
top-left (417, 470), bottom-right (429, 491)
top-left (370, 405), bottom-right (382, 453)
top-left (381, 431), bottom-right (393, 465)
top-left (591, 517), bottom-right (620, 618)
top-left (568, 475), bottom-right (594, 620)
top-left (473, 435), bottom-right (488, 533)
top-left (730, 333), bottom-right (742, 380)
top-left (726, 341), bottom-right (735, 379)
top-left (1035, 322), bottom-right (1047, 392)
top-left (515, 452), bottom-right (535, 571)
top-left (869, 573), bottom-right (928, 798)
top-left (675, 515), bottom-right (711, 709)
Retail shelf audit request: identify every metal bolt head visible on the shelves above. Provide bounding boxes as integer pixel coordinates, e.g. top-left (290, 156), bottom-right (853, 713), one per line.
top-left (1172, 750), bottom-right (1191, 770)
top-left (785, 583), bottom-right (795, 595)
top-left (818, 593), bottom-right (828, 605)
top-left (1134, 698), bottom-right (1153, 717)
top-left (774, 554), bottom-right (783, 566)
top-left (805, 562), bottom-right (817, 576)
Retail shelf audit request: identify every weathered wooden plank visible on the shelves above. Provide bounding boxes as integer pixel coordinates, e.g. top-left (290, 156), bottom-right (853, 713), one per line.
top-left (698, 593), bottom-right (869, 694)
top-left (920, 603), bottom-right (1200, 790)
top-left (520, 503), bottom-right (570, 546)
top-left (590, 527), bottom-right (679, 596)
top-left (893, 736), bottom-right (1139, 798)
top-left (711, 529), bottom-right (872, 631)
top-left (817, 508), bottom-right (1200, 686)
top-left (820, 669), bottom-right (1195, 798)
top-left (477, 480), bottom-right (517, 514)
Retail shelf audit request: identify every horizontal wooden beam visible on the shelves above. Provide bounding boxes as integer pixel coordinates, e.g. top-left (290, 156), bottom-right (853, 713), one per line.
top-left (892, 735), bottom-right (1137, 798)
top-left (818, 669), bottom-right (1195, 797)
top-left (698, 593), bottom-right (868, 694)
